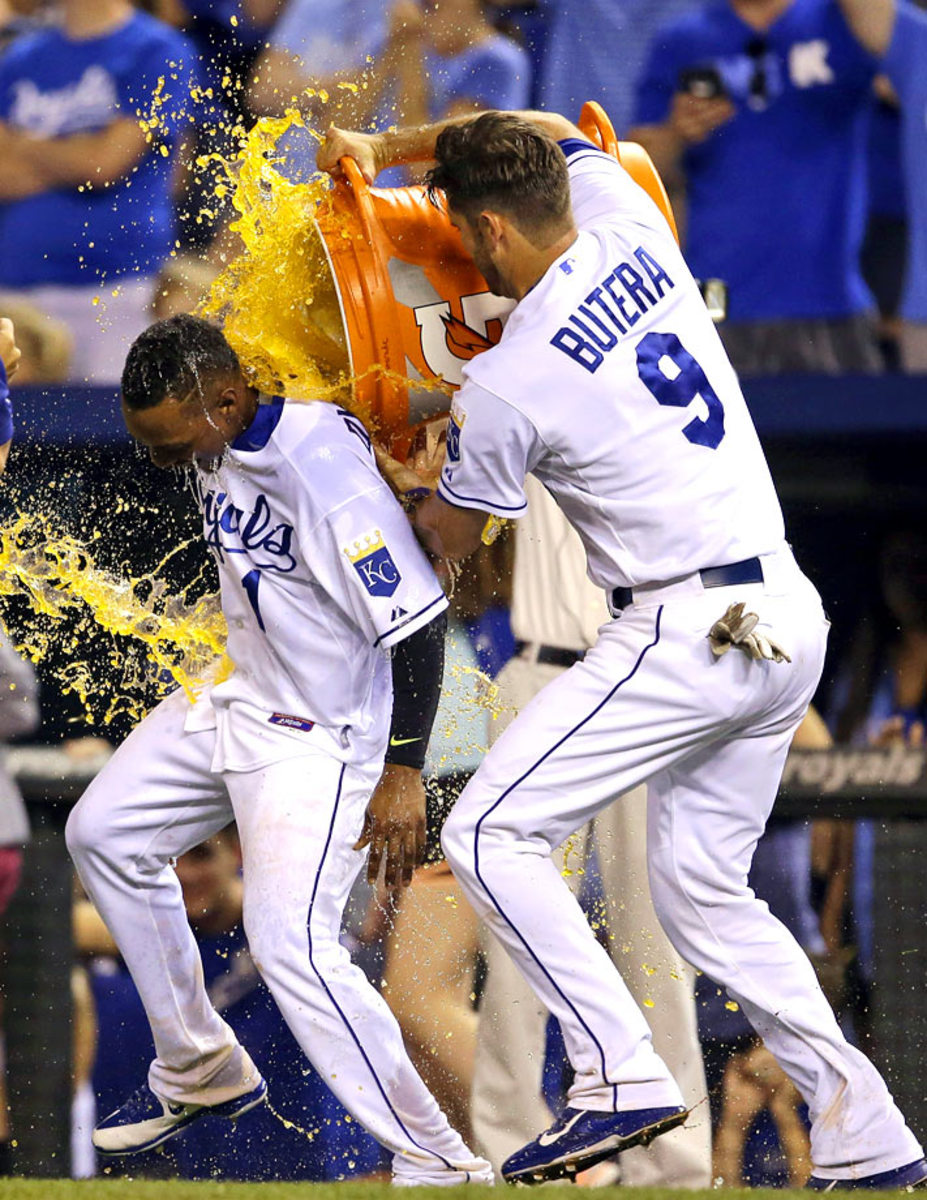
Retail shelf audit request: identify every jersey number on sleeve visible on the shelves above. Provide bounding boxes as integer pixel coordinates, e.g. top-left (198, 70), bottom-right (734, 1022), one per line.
top-left (636, 331), bottom-right (725, 449)
top-left (242, 568), bottom-right (266, 631)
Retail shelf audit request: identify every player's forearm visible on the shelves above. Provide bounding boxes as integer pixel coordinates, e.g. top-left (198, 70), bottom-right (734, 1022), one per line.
top-left (836, 0), bottom-right (896, 56)
top-left (413, 494), bottom-right (486, 562)
top-left (375, 109), bottom-right (581, 171)
top-left (385, 610), bottom-right (447, 769)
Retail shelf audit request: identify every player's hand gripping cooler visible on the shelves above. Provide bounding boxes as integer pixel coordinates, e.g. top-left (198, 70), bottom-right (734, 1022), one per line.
top-left (310, 101), bottom-right (680, 454)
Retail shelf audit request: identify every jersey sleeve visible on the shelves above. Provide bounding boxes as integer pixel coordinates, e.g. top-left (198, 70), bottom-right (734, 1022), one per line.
top-left (437, 380), bottom-right (541, 518)
top-left (558, 138), bottom-right (664, 234)
top-left (295, 424), bottom-right (449, 652)
top-left (882, 1), bottom-right (927, 110)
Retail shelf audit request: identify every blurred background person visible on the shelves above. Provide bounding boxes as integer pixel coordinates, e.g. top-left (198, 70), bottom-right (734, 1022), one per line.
top-left (0, 294), bottom-right (71, 383)
top-left (536, 0), bottom-right (699, 135)
top-left (835, 0), bottom-right (927, 371)
top-left (0, 0), bottom-right (201, 383)
top-left (396, 0), bottom-right (530, 126)
top-left (628, 0), bottom-right (883, 374)
top-left (0, 628), bottom-right (40, 1176)
top-left (149, 253), bottom-right (218, 321)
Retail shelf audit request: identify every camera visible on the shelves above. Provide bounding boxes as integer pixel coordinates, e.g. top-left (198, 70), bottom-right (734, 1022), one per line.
top-left (678, 66), bottom-right (727, 100)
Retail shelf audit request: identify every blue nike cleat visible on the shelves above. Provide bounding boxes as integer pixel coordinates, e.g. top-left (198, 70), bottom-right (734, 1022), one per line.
top-left (806, 1159), bottom-right (927, 1191)
top-left (501, 1104), bottom-right (688, 1185)
top-left (93, 1077), bottom-right (268, 1156)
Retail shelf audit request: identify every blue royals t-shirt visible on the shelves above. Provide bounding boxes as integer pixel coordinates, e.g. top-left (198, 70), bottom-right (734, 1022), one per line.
top-left (882, 1), bottom-right (927, 323)
top-left (0, 11), bottom-right (200, 288)
top-left (427, 34), bottom-right (530, 121)
top-left (634, 0), bottom-right (877, 321)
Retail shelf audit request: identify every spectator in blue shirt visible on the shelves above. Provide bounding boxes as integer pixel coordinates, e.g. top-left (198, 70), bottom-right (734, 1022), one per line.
top-left (628, 0), bottom-right (882, 374)
top-left (836, 0), bottom-right (927, 371)
top-left (536, 0), bottom-right (699, 135)
top-left (0, 0), bottom-right (200, 384)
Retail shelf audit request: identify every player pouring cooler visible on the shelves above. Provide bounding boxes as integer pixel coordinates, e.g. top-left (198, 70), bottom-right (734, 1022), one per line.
top-left (318, 110), bottom-right (927, 1191)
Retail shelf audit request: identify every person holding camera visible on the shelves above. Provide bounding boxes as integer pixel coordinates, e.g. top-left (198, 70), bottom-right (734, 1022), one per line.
top-left (628, 0), bottom-right (884, 375)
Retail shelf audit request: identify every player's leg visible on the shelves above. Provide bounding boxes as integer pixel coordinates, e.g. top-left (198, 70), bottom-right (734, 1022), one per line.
top-left (225, 748), bottom-right (492, 1185)
top-left (65, 690), bottom-right (264, 1152)
top-left (442, 609), bottom-right (694, 1118)
top-left (594, 786), bottom-right (712, 1187)
top-left (646, 731), bottom-right (924, 1184)
top-left (470, 652), bottom-right (570, 1172)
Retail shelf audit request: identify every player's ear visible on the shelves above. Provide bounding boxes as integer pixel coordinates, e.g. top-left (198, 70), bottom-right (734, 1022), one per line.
top-left (215, 385), bottom-right (240, 419)
top-left (478, 209), bottom-right (506, 248)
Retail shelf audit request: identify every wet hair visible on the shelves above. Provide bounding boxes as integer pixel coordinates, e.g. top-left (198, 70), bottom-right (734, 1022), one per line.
top-left (425, 112), bottom-right (571, 240)
top-left (121, 313), bottom-right (240, 411)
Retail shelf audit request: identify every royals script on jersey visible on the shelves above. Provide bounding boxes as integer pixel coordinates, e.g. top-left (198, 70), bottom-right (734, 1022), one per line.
top-left (438, 138), bottom-right (785, 591)
top-left (188, 399), bottom-right (447, 770)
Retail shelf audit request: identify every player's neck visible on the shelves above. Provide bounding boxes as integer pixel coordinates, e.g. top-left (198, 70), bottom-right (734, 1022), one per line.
top-left (510, 227), bottom-right (579, 302)
top-left (62, 0), bottom-right (133, 40)
top-left (730, 0), bottom-right (791, 33)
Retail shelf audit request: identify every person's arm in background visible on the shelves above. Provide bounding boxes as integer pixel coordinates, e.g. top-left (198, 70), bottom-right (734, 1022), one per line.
top-left (835, 0), bottom-right (897, 56)
top-left (625, 26), bottom-right (734, 191)
top-left (0, 317), bottom-right (20, 473)
top-left (248, 0), bottom-right (418, 126)
top-left (0, 118), bottom-right (149, 194)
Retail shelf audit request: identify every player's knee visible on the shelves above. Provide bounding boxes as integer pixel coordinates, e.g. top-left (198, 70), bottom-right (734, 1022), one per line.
top-left (65, 790), bottom-right (105, 865)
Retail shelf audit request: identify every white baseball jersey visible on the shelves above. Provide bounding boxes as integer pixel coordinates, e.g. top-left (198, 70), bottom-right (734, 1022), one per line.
top-left (438, 137), bottom-right (785, 591)
top-left (187, 398), bottom-right (447, 771)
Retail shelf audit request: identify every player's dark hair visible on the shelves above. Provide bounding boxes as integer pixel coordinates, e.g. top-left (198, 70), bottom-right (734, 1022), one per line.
top-left (121, 313), bottom-right (240, 411)
top-left (425, 112), bottom-right (571, 241)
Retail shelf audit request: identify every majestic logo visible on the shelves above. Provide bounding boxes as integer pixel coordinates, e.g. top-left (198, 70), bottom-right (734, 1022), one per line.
top-left (344, 529), bottom-right (402, 597)
top-left (413, 291), bottom-right (514, 387)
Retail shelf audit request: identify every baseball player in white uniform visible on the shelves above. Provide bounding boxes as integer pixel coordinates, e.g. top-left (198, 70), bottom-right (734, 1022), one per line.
top-left (472, 476), bottom-right (711, 1187)
top-left (65, 314), bottom-right (493, 1186)
top-left (318, 111), bottom-right (926, 1190)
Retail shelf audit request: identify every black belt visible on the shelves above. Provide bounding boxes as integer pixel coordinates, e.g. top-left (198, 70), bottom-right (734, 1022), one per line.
top-left (514, 640), bottom-right (585, 668)
top-left (610, 556), bottom-right (764, 613)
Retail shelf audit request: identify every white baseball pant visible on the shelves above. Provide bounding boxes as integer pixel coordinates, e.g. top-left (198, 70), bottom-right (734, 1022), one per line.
top-left (444, 551), bottom-right (923, 1179)
top-left (471, 653), bottom-right (711, 1185)
top-left (66, 687), bottom-right (490, 1185)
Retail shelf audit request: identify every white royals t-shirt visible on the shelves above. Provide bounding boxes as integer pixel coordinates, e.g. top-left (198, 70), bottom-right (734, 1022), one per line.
top-left (188, 398), bottom-right (447, 772)
top-left (438, 138), bottom-right (785, 592)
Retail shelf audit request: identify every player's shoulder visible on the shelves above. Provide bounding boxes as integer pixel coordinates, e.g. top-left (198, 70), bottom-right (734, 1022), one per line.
top-left (273, 399), bottom-right (380, 487)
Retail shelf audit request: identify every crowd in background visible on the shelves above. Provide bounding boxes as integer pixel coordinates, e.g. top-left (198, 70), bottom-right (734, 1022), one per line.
top-left (0, 0), bottom-right (925, 1188)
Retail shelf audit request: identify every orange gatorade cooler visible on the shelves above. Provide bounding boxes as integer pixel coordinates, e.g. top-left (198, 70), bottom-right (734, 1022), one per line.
top-left (311, 102), bottom-right (678, 444)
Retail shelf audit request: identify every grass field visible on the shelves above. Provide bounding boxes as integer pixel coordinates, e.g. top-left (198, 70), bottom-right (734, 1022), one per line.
top-left (0, 1185), bottom-right (911, 1200)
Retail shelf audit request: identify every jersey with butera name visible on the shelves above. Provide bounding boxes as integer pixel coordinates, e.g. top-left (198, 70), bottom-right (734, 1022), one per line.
top-left (189, 398), bottom-right (447, 771)
top-left (438, 138), bottom-right (785, 592)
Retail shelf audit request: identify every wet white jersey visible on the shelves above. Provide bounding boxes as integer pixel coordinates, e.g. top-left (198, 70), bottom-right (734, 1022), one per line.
top-left (189, 398), bottom-right (447, 770)
top-left (438, 138), bottom-right (785, 591)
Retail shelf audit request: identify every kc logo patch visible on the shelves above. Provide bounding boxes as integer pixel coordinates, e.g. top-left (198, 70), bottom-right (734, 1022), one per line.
top-left (344, 529), bottom-right (402, 597)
